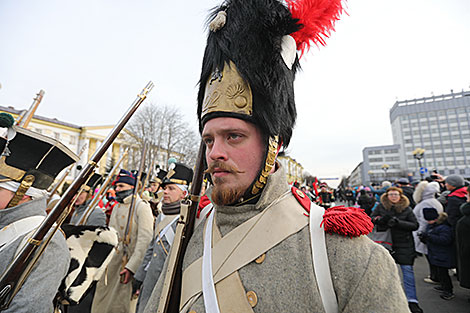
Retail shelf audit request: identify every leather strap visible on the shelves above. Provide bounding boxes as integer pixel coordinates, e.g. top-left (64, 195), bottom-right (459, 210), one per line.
top-left (309, 204), bottom-right (338, 313)
top-left (0, 215), bottom-right (45, 253)
top-left (180, 192), bottom-right (306, 309)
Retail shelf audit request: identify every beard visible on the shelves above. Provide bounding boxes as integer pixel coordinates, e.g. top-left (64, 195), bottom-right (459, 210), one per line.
top-left (205, 160), bottom-right (246, 206)
top-left (211, 175), bottom-right (246, 206)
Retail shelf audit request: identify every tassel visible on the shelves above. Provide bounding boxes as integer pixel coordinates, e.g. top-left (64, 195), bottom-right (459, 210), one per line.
top-left (209, 11), bottom-right (227, 32)
top-left (286, 0), bottom-right (345, 56)
top-left (321, 206), bottom-right (373, 238)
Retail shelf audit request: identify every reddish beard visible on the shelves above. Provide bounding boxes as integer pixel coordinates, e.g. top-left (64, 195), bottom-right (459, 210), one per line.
top-left (205, 161), bottom-right (246, 205)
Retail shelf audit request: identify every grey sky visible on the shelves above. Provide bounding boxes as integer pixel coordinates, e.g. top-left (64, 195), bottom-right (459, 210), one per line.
top-left (1, 0), bottom-right (469, 186)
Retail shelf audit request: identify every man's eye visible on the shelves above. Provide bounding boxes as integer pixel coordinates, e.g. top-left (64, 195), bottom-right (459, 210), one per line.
top-left (228, 134), bottom-right (241, 140)
top-left (203, 138), bottom-right (213, 145)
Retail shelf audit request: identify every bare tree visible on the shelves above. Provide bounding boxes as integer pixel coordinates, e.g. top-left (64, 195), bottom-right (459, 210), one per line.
top-left (125, 102), bottom-right (199, 171)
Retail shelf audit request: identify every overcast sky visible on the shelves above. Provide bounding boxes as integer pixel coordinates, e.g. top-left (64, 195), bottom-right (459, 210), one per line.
top-left (1, 0), bottom-right (469, 186)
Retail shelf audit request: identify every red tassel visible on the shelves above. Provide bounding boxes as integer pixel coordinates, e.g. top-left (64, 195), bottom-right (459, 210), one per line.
top-left (286, 0), bottom-right (345, 57)
top-left (321, 206), bottom-right (373, 238)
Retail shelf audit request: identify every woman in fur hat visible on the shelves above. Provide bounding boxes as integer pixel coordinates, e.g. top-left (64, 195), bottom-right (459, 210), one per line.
top-left (371, 186), bottom-right (422, 313)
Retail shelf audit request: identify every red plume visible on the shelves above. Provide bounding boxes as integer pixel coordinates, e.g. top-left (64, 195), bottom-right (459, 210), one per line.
top-left (286, 0), bottom-right (345, 57)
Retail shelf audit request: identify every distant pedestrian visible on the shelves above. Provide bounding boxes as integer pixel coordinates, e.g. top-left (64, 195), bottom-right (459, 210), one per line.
top-left (444, 174), bottom-right (467, 231)
top-left (412, 181), bottom-right (443, 284)
top-left (371, 187), bottom-right (422, 313)
top-left (418, 209), bottom-right (456, 300)
top-left (456, 186), bottom-right (470, 290)
top-left (397, 177), bottom-right (416, 208)
top-left (357, 189), bottom-right (375, 216)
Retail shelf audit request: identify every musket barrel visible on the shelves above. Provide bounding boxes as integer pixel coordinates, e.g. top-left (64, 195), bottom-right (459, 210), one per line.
top-left (0, 82), bottom-right (154, 310)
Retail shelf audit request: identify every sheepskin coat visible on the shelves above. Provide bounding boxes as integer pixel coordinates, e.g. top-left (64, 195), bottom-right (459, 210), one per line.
top-left (372, 193), bottom-right (419, 265)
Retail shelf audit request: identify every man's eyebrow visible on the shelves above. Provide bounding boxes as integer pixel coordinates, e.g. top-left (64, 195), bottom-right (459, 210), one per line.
top-left (203, 128), bottom-right (246, 136)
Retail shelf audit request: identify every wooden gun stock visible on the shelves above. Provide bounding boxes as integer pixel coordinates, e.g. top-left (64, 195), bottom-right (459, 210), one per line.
top-left (157, 141), bottom-right (206, 312)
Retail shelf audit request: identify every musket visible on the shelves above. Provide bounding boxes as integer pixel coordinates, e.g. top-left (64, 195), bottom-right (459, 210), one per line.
top-left (47, 143), bottom-right (88, 203)
top-left (16, 90), bottom-right (45, 128)
top-left (76, 148), bottom-right (129, 225)
top-left (140, 155), bottom-right (155, 198)
top-left (0, 81), bottom-right (154, 310)
top-left (120, 142), bottom-right (147, 281)
top-left (157, 141), bottom-right (206, 312)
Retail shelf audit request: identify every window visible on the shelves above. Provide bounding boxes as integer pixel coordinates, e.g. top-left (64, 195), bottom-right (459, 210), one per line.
top-left (419, 113), bottom-right (427, 118)
top-left (402, 116), bottom-right (408, 121)
top-left (403, 131), bottom-right (411, 136)
top-left (405, 139), bottom-right (413, 144)
top-left (449, 169), bottom-right (455, 174)
top-left (428, 111), bottom-right (436, 117)
top-left (369, 157), bottom-right (383, 163)
top-left (410, 114), bottom-right (417, 119)
top-left (385, 156), bottom-right (399, 162)
top-left (460, 169), bottom-right (466, 174)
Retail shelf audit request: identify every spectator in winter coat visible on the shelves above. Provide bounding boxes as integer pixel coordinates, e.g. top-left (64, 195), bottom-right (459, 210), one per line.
top-left (412, 181), bottom-right (444, 284)
top-left (444, 174), bottom-right (468, 231)
top-left (357, 189), bottom-right (375, 216)
top-left (456, 186), bottom-right (470, 290)
top-left (370, 181), bottom-right (392, 202)
top-left (371, 187), bottom-right (422, 313)
top-left (418, 209), bottom-right (456, 300)
top-left (397, 177), bottom-right (416, 208)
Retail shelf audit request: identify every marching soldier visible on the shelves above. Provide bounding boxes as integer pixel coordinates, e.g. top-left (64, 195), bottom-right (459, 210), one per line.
top-left (134, 162), bottom-right (193, 313)
top-left (318, 182), bottom-right (335, 209)
top-left (144, 0), bottom-right (410, 312)
top-left (69, 173), bottom-right (106, 226)
top-left (91, 169), bottom-right (153, 313)
top-left (0, 113), bottom-right (78, 312)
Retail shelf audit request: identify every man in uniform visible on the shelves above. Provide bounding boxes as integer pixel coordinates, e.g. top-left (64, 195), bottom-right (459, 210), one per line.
top-left (318, 182), bottom-right (335, 209)
top-left (144, 0), bottom-right (409, 312)
top-left (69, 173), bottom-right (106, 226)
top-left (0, 114), bottom-right (78, 312)
top-left (92, 169), bottom-right (154, 313)
top-left (134, 162), bottom-right (193, 313)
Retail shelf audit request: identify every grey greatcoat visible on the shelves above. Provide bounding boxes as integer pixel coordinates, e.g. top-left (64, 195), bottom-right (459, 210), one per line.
top-left (91, 195), bottom-right (154, 313)
top-left (144, 165), bottom-right (410, 313)
top-left (69, 200), bottom-right (106, 226)
top-left (0, 198), bottom-right (70, 313)
top-left (135, 213), bottom-right (178, 313)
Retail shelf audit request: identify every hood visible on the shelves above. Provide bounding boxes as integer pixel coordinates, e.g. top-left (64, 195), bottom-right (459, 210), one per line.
top-left (380, 192), bottom-right (410, 212)
top-left (448, 186), bottom-right (468, 199)
top-left (461, 202), bottom-right (470, 216)
top-left (422, 184), bottom-right (439, 200)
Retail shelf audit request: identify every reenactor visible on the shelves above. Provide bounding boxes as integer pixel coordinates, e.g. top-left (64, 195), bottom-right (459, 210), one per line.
top-left (144, 0), bottom-right (409, 312)
top-left (134, 162), bottom-right (193, 313)
top-left (318, 182), bottom-right (335, 209)
top-left (69, 173), bottom-right (106, 226)
top-left (91, 169), bottom-right (153, 313)
top-left (0, 113), bottom-right (78, 312)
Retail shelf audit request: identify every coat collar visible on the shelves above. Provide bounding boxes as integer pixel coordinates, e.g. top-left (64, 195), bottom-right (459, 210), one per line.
top-left (0, 197), bottom-right (47, 228)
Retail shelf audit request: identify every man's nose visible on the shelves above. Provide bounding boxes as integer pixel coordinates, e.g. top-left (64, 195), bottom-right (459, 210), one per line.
top-left (207, 138), bottom-right (228, 161)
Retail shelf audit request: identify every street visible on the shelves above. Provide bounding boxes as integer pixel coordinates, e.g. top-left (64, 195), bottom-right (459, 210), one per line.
top-left (414, 254), bottom-right (469, 313)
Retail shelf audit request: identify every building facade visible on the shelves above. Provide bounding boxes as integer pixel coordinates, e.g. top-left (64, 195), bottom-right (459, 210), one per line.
top-left (360, 144), bottom-right (403, 185)
top-left (348, 162), bottom-right (363, 187)
top-left (277, 155), bottom-right (304, 184)
top-left (390, 90), bottom-right (470, 177)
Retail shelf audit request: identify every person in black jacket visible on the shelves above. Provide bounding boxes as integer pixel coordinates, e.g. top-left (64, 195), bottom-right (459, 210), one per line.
top-left (419, 209), bottom-right (456, 300)
top-left (357, 189), bottom-right (375, 216)
top-left (371, 186), bottom-right (422, 313)
top-left (397, 178), bottom-right (416, 208)
top-left (456, 187), bottom-right (470, 291)
top-left (444, 174), bottom-right (468, 231)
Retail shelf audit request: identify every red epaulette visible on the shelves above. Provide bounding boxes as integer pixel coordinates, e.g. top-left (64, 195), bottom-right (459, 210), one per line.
top-left (291, 186), bottom-right (311, 213)
top-left (321, 206), bottom-right (373, 238)
top-left (291, 186), bottom-right (372, 238)
top-left (197, 195), bottom-right (212, 218)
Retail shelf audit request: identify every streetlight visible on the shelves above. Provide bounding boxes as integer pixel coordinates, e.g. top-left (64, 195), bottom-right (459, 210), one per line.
top-left (381, 164), bottom-right (390, 180)
top-left (412, 148), bottom-right (426, 181)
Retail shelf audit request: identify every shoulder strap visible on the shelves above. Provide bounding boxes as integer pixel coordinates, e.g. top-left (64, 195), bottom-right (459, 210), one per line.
top-left (309, 203), bottom-right (338, 313)
top-left (0, 216), bottom-right (45, 253)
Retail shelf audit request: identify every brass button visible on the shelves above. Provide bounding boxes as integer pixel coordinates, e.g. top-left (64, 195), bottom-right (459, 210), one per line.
top-left (246, 290), bottom-right (258, 307)
top-left (255, 253), bottom-right (266, 264)
top-left (295, 189), bottom-right (305, 198)
top-left (153, 253), bottom-right (157, 257)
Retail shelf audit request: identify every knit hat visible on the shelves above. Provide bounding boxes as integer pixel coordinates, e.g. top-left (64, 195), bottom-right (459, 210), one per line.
top-left (397, 178), bottom-right (409, 185)
top-left (423, 207), bottom-right (439, 221)
top-left (445, 174), bottom-right (464, 188)
top-left (114, 169), bottom-right (136, 186)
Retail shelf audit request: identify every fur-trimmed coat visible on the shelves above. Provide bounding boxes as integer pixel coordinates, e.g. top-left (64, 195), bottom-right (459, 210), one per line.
top-left (143, 166), bottom-right (409, 313)
top-left (371, 194), bottom-right (419, 265)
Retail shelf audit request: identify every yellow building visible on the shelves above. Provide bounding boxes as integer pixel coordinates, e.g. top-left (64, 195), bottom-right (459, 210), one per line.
top-left (277, 155), bottom-right (304, 184)
top-left (0, 105), bottom-right (183, 182)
